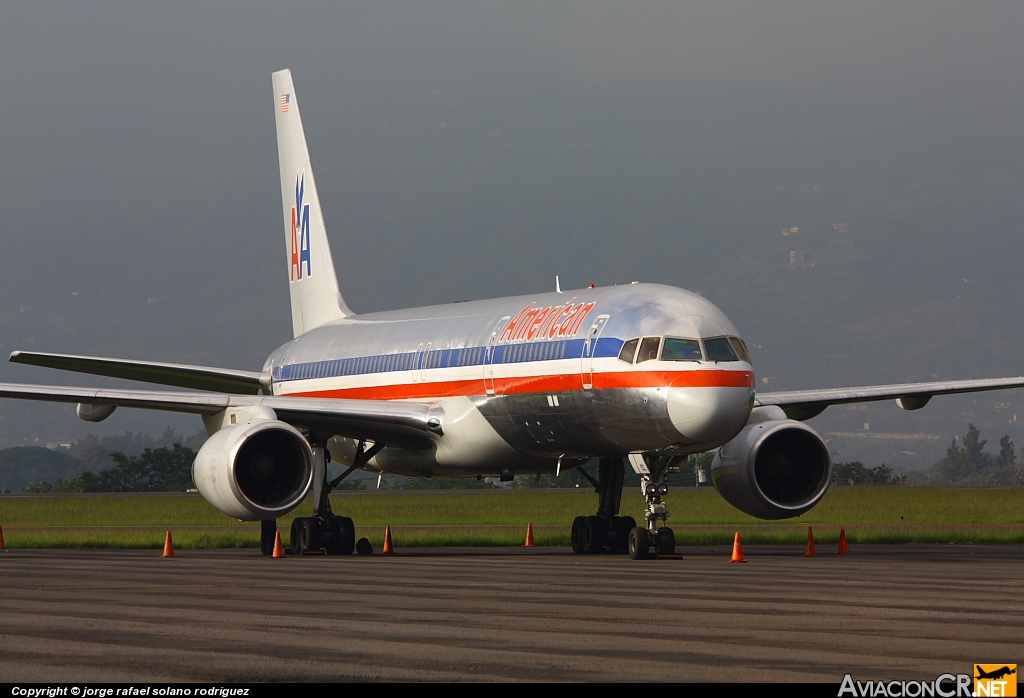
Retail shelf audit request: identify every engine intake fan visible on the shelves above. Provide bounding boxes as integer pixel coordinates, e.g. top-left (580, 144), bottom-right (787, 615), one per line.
top-left (710, 408), bottom-right (832, 520)
top-left (193, 419), bottom-right (313, 521)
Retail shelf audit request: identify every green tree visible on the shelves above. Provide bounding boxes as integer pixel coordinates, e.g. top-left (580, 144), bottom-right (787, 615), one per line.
top-left (929, 425), bottom-right (1020, 485)
top-left (831, 462), bottom-right (905, 486)
top-left (24, 476), bottom-right (84, 494)
top-left (25, 444), bottom-right (196, 493)
top-left (996, 435), bottom-right (1016, 469)
top-left (1, 446), bottom-right (86, 493)
top-left (932, 424), bottom-right (991, 483)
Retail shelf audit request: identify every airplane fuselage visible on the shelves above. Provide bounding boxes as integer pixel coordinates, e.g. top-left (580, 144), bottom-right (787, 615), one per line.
top-left (265, 283), bottom-right (755, 476)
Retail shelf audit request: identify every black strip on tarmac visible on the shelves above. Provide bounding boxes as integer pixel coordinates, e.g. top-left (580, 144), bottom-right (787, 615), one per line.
top-left (0, 545), bottom-right (1021, 682)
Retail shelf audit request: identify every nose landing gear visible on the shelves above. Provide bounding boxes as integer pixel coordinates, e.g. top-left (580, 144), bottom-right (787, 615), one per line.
top-left (626, 453), bottom-right (676, 560)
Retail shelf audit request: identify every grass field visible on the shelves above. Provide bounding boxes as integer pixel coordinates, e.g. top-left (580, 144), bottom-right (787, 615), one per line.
top-left (1, 487), bottom-right (1022, 548)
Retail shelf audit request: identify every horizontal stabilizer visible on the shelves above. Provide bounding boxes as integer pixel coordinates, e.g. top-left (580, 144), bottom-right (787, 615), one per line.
top-left (9, 351), bottom-right (270, 395)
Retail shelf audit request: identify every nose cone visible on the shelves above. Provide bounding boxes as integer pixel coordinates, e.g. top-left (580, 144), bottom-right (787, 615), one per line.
top-left (666, 385), bottom-right (752, 446)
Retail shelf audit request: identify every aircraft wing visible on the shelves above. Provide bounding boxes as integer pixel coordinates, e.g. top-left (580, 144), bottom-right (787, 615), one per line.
top-left (756, 376), bottom-right (1024, 421)
top-left (0, 383), bottom-right (440, 450)
top-left (9, 351), bottom-right (270, 395)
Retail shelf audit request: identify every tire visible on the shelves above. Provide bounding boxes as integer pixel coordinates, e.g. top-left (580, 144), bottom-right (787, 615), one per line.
top-left (355, 537), bottom-right (373, 555)
top-left (290, 517), bottom-right (303, 555)
top-left (628, 526), bottom-right (650, 560)
top-left (571, 516), bottom-right (586, 554)
top-left (299, 517), bottom-right (323, 553)
top-left (614, 516), bottom-right (637, 553)
top-left (656, 527), bottom-right (676, 555)
top-left (325, 516), bottom-right (356, 555)
top-left (582, 516), bottom-right (605, 554)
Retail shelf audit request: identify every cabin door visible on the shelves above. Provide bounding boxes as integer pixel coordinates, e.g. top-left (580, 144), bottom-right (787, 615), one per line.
top-left (484, 316), bottom-right (511, 396)
top-left (580, 315), bottom-right (610, 390)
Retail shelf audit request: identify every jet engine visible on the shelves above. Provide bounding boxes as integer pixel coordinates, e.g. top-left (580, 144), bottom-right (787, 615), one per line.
top-left (192, 419), bottom-right (313, 521)
top-left (710, 408), bottom-right (832, 520)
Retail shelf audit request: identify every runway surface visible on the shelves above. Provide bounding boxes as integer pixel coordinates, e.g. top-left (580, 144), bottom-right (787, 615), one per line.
top-left (0, 545), bottom-right (1021, 682)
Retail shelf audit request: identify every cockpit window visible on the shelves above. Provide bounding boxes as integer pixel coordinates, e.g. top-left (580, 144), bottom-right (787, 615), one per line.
top-left (661, 338), bottom-right (703, 361)
top-left (729, 337), bottom-right (751, 362)
top-left (704, 337), bottom-right (739, 362)
top-left (618, 338), bottom-right (639, 364)
top-left (636, 336), bottom-right (661, 363)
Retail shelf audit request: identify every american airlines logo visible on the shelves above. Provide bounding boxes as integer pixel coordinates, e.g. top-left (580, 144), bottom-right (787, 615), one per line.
top-left (501, 298), bottom-right (596, 342)
top-left (290, 175), bottom-right (312, 281)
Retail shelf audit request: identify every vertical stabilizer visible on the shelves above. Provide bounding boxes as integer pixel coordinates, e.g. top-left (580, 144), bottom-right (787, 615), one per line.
top-left (273, 69), bottom-right (351, 337)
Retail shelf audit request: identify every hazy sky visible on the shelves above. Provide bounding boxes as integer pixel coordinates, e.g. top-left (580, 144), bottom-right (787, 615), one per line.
top-left (2, 2), bottom-right (1023, 458)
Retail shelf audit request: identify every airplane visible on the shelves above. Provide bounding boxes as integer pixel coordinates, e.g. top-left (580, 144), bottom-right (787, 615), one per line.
top-left (3, 69), bottom-right (1024, 560)
top-left (975, 667), bottom-right (1016, 681)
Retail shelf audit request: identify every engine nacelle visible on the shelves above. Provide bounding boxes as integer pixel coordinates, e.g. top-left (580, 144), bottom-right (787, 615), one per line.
top-left (192, 419), bottom-right (313, 521)
top-left (710, 409), bottom-right (832, 520)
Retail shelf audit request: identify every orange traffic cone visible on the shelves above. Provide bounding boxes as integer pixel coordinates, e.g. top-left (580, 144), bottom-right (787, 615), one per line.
top-left (803, 526), bottom-right (817, 557)
top-left (729, 532), bottom-right (746, 563)
top-left (382, 525), bottom-right (395, 554)
top-left (0, 524), bottom-right (6, 550)
top-left (161, 530), bottom-right (175, 558)
top-left (524, 522), bottom-right (535, 547)
top-left (837, 528), bottom-right (850, 555)
top-left (272, 531), bottom-right (285, 558)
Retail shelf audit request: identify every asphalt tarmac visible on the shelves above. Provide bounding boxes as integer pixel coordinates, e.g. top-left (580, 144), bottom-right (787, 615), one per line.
top-left (0, 545), bottom-right (1020, 682)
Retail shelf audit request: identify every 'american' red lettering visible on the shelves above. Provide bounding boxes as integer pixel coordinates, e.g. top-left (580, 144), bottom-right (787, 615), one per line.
top-left (499, 298), bottom-right (595, 343)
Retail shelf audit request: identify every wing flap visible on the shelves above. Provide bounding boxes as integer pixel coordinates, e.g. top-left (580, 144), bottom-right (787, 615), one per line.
top-left (756, 376), bottom-right (1024, 420)
top-left (9, 351), bottom-right (269, 394)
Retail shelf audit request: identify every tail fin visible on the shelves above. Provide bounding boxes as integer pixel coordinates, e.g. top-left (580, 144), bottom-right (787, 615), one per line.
top-left (273, 69), bottom-right (351, 337)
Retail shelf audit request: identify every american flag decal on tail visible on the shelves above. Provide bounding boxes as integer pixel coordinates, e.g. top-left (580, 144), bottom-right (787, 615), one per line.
top-left (280, 94), bottom-right (290, 113)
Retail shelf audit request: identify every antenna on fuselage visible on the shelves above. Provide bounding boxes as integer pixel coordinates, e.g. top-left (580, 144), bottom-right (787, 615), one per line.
top-left (555, 276), bottom-right (562, 293)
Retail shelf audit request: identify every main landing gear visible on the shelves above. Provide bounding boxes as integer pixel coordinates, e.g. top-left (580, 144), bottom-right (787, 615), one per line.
top-left (625, 453), bottom-right (676, 560)
top-left (570, 457), bottom-right (637, 554)
top-left (287, 439), bottom-right (382, 556)
top-left (570, 454), bottom-right (677, 559)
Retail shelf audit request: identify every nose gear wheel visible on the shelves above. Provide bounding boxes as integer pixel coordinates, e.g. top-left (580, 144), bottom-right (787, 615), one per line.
top-left (626, 453), bottom-right (677, 559)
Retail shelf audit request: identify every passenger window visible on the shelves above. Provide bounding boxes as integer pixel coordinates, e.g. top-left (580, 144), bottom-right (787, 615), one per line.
top-left (661, 338), bottom-right (703, 361)
top-left (636, 337), bottom-right (661, 363)
top-left (618, 338), bottom-right (639, 364)
top-left (705, 337), bottom-right (739, 362)
top-left (729, 337), bottom-right (751, 363)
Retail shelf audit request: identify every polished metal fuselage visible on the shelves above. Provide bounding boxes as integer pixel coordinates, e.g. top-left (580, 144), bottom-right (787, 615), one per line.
top-left (264, 283), bottom-right (755, 476)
